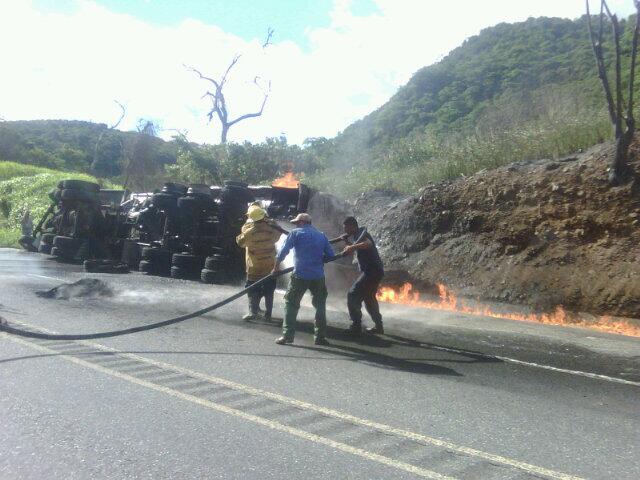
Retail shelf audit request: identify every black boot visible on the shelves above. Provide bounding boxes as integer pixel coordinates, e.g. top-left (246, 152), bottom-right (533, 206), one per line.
top-left (346, 322), bottom-right (362, 336)
top-left (366, 323), bottom-right (384, 335)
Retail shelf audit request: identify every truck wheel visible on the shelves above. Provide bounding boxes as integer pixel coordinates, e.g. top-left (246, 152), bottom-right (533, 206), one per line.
top-left (161, 182), bottom-right (188, 195)
top-left (38, 243), bottom-right (53, 254)
top-left (171, 253), bottom-right (204, 271)
top-left (41, 233), bottom-right (56, 245)
top-left (140, 248), bottom-right (171, 275)
top-left (60, 188), bottom-right (99, 203)
top-left (177, 196), bottom-right (214, 212)
top-left (170, 266), bottom-right (191, 279)
top-left (151, 193), bottom-right (179, 211)
top-left (58, 180), bottom-right (100, 192)
top-left (48, 189), bottom-right (62, 202)
top-left (53, 235), bottom-right (81, 250)
top-left (138, 260), bottom-right (156, 274)
top-left (204, 255), bottom-right (232, 270)
top-left (200, 268), bottom-right (227, 284)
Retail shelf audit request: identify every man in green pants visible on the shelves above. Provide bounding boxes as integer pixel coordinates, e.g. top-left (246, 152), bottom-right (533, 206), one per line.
top-left (273, 213), bottom-right (335, 346)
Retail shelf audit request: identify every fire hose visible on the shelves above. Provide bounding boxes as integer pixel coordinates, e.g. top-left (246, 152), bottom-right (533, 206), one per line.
top-left (0, 230), bottom-right (366, 341)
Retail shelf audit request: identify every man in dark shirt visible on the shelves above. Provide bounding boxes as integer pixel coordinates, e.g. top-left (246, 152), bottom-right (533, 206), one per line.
top-left (341, 216), bottom-right (385, 335)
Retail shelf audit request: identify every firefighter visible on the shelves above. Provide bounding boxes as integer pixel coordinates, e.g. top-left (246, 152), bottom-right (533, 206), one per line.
top-left (341, 216), bottom-right (385, 335)
top-left (236, 204), bottom-right (282, 321)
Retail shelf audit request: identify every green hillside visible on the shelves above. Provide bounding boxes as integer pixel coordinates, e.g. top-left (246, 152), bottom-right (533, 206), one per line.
top-left (336, 15), bottom-right (632, 153)
top-left (0, 15), bottom-right (632, 198)
top-left (0, 120), bottom-right (178, 178)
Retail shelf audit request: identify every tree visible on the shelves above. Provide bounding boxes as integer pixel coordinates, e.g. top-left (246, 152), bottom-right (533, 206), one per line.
top-left (91, 100), bottom-right (126, 175)
top-left (586, 0), bottom-right (640, 183)
top-left (187, 28), bottom-right (274, 143)
top-left (122, 120), bottom-right (160, 191)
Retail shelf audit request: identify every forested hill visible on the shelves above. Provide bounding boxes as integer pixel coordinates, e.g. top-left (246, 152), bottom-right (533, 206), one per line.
top-left (0, 120), bottom-right (177, 178)
top-left (336, 15), bottom-right (633, 150)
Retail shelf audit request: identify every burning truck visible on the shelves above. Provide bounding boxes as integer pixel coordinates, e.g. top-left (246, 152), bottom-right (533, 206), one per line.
top-left (21, 175), bottom-right (311, 284)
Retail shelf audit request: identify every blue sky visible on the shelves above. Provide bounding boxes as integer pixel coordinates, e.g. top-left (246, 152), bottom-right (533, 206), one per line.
top-left (33, 0), bottom-right (381, 49)
top-left (4, 0), bottom-right (637, 145)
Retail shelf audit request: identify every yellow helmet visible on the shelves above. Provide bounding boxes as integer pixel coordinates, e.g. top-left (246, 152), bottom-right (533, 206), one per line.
top-left (247, 204), bottom-right (267, 221)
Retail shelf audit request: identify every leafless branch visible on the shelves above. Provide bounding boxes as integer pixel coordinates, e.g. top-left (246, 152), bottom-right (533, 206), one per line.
top-left (91, 100), bottom-right (127, 174)
top-left (111, 100), bottom-right (126, 129)
top-left (263, 28), bottom-right (274, 49)
top-left (186, 45), bottom-right (271, 143)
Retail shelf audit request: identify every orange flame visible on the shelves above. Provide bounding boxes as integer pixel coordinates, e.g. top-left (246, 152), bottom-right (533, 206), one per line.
top-left (377, 282), bottom-right (640, 337)
top-left (272, 172), bottom-right (299, 189)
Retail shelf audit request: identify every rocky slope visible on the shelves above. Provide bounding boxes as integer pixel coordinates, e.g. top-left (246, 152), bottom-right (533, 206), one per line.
top-left (346, 140), bottom-right (640, 318)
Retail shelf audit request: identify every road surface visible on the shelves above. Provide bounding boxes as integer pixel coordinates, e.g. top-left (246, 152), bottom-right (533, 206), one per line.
top-left (1, 248), bottom-right (639, 479)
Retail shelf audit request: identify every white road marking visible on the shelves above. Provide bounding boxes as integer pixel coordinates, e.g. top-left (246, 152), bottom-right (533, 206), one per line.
top-left (26, 274), bottom-right (65, 281)
top-left (2, 319), bottom-right (586, 480)
top-left (1, 333), bottom-right (454, 480)
top-left (426, 343), bottom-right (640, 387)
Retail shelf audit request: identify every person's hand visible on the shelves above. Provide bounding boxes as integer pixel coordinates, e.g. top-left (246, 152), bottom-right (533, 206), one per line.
top-left (342, 245), bottom-right (355, 256)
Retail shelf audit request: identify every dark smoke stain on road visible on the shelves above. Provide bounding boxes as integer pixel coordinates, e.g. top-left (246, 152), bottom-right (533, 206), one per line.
top-left (35, 278), bottom-right (114, 300)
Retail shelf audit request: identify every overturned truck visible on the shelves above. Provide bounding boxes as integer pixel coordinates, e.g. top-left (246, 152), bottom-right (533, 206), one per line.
top-left (22, 179), bottom-right (311, 284)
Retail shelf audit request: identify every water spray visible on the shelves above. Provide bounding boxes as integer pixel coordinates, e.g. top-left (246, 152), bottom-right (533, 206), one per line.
top-left (0, 230), bottom-right (366, 341)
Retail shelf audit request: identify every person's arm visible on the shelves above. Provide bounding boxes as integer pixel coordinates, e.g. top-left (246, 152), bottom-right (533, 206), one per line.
top-left (273, 231), bottom-right (295, 272)
top-left (323, 235), bottom-right (336, 261)
top-left (236, 222), bottom-right (254, 248)
top-left (342, 233), bottom-right (372, 255)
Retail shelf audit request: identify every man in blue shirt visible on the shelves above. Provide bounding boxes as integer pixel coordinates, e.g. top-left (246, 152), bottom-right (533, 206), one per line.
top-left (273, 213), bottom-right (335, 346)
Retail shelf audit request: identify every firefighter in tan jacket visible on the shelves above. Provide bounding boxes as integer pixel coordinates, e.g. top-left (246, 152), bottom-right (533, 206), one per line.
top-left (236, 204), bottom-right (283, 321)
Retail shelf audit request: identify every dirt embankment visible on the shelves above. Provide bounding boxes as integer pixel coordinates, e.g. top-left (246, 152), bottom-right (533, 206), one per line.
top-left (348, 140), bottom-right (640, 318)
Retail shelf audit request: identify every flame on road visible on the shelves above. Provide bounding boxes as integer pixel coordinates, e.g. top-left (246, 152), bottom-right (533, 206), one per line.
top-left (272, 172), bottom-right (299, 189)
top-left (377, 282), bottom-right (640, 337)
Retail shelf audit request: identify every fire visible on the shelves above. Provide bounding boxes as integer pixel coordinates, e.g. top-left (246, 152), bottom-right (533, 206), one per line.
top-left (377, 282), bottom-right (640, 337)
top-left (272, 172), bottom-right (299, 188)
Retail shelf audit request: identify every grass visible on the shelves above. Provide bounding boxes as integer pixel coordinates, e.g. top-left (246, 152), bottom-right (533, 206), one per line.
top-left (304, 113), bottom-right (612, 197)
top-left (0, 161), bottom-right (118, 247)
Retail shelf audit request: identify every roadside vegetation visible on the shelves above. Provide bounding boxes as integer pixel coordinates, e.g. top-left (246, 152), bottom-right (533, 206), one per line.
top-left (0, 14), bottom-right (634, 205)
top-left (0, 161), bottom-right (117, 247)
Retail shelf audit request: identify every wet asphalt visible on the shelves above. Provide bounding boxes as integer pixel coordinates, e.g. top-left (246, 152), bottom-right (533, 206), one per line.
top-left (1, 248), bottom-right (639, 480)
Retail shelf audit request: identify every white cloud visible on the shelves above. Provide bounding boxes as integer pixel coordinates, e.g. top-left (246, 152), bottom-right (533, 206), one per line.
top-left (0, 0), bottom-right (636, 144)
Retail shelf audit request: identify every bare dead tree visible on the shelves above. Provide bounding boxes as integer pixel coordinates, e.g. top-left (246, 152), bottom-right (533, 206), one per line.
top-left (186, 28), bottom-right (273, 144)
top-left (586, 0), bottom-right (640, 184)
top-left (91, 100), bottom-right (126, 174)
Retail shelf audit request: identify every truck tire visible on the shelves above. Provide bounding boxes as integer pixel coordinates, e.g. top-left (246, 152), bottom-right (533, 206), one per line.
top-left (151, 193), bottom-right (179, 211)
top-left (38, 243), bottom-right (53, 254)
top-left (58, 180), bottom-right (100, 192)
top-left (171, 253), bottom-right (204, 271)
top-left (224, 180), bottom-right (249, 188)
top-left (187, 184), bottom-right (211, 196)
top-left (53, 235), bottom-right (81, 250)
top-left (170, 266), bottom-right (195, 279)
top-left (51, 246), bottom-right (75, 261)
top-left (48, 189), bottom-right (62, 202)
top-left (60, 188), bottom-right (99, 203)
top-left (177, 196), bottom-right (214, 212)
top-left (161, 182), bottom-right (188, 195)
top-left (138, 260), bottom-right (156, 274)
top-left (200, 268), bottom-right (227, 284)
top-left (204, 255), bottom-right (232, 270)
top-left (140, 248), bottom-right (171, 275)
top-left (41, 233), bottom-right (56, 245)
top-left (141, 247), bottom-right (171, 263)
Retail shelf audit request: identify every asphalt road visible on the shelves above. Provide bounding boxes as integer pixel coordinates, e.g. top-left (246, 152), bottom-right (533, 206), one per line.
top-left (1, 248), bottom-right (639, 480)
